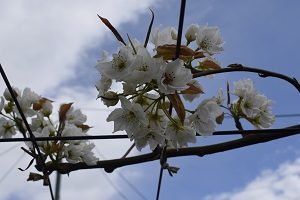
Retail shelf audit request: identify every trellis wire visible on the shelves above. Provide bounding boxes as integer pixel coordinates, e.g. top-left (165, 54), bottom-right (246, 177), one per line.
top-left (1, 127), bottom-right (300, 143)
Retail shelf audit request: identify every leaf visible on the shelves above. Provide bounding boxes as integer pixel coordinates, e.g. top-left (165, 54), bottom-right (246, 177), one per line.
top-left (216, 112), bottom-right (225, 124)
top-left (27, 172), bottom-right (44, 182)
top-left (199, 58), bottom-right (222, 70)
top-left (144, 8), bottom-right (154, 48)
top-left (154, 44), bottom-right (205, 61)
top-left (167, 93), bottom-right (186, 125)
top-left (33, 97), bottom-right (53, 111)
top-left (181, 83), bottom-right (204, 95)
top-left (97, 14), bottom-right (126, 45)
top-left (59, 103), bottom-right (73, 123)
top-left (76, 124), bottom-right (93, 132)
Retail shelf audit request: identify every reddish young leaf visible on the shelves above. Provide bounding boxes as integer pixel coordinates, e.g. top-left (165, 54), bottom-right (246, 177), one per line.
top-left (167, 93), bottom-right (186, 125)
top-left (33, 97), bottom-right (53, 111)
top-left (144, 8), bottom-right (154, 48)
top-left (76, 124), bottom-right (92, 132)
top-left (216, 112), bottom-right (225, 124)
top-left (155, 44), bottom-right (205, 61)
top-left (59, 103), bottom-right (73, 123)
top-left (198, 58), bottom-right (222, 70)
top-left (97, 14), bottom-right (126, 45)
top-left (181, 83), bottom-right (204, 95)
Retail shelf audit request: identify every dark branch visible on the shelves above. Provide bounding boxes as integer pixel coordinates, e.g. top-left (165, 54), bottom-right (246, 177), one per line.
top-left (38, 124), bottom-right (300, 175)
top-left (193, 64), bottom-right (300, 93)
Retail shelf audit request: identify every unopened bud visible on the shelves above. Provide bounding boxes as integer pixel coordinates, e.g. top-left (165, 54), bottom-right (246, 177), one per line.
top-left (101, 91), bottom-right (119, 107)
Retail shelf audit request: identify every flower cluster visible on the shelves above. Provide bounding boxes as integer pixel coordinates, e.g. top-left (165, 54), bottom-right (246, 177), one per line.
top-left (95, 21), bottom-right (276, 151)
top-left (94, 23), bottom-right (220, 151)
top-left (0, 87), bottom-right (98, 165)
top-left (231, 79), bottom-right (275, 128)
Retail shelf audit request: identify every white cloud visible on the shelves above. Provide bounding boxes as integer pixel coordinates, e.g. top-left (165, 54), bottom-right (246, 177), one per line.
top-left (204, 158), bottom-right (300, 200)
top-left (0, 0), bottom-right (158, 199)
top-left (0, 0), bottom-right (156, 94)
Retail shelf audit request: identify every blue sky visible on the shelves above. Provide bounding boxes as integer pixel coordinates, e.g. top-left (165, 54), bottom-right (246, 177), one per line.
top-left (0, 0), bottom-right (300, 200)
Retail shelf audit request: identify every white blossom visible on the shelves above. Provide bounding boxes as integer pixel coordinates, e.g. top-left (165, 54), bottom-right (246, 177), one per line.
top-left (196, 24), bottom-right (224, 55)
top-left (157, 59), bottom-right (192, 94)
top-left (16, 88), bottom-right (40, 117)
top-left (95, 74), bottom-right (112, 97)
top-left (126, 46), bottom-right (162, 84)
top-left (61, 124), bottom-right (87, 144)
top-left (66, 107), bottom-right (87, 125)
top-left (0, 118), bottom-right (16, 138)
top-left (150, 26), bottom-right (177, 47)
top-left (41, 99), bottom-right (53, 117)
top-left (106, 96), bottom-right (147, 138)
top-left (134, 111), bottom-right (167, 151)
top-left (0, 97), bottom-right (4, 112)
top-left (165, 119), bottom-right (196, 149)
top-left (232, 79), bottom-right (256, 98)
top-left (3, 87), bottom-right (21, 101)
top-left (122, 82), bottom-right (137, 95)
top-left (189, 98), bottom-right (223, 136)
top-left (185, 23), bottom-right (199, 43)
top-left (100, 91), bottom-right (119, 107)
top-left (96, 45), bottom-right (134, 82)
top-left (63, 142), bottom-right (98, 166)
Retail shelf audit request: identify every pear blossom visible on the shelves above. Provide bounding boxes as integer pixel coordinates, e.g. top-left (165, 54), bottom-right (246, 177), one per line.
top-left (30, 113), bottom-right (52, 132)
top-left (3, 87), bottom-right (21, 101)
top-left (0, 97), bottom-right (4, 112)
top-left (232, 79), bottom-right (275, 128)
top-left (63, 142), bottom-right (98, 166)
top-left (95, 74), bottom-right (112, 98)
top-left (157, 59), bottom-right (193, 94)
top-left (150, 26), bottom-right (177, 47)
top-left (134, 111), bottom-right (167, 150)
top-left (232, 79), bottom-right (256, 98)
top-left (185, 23), bottom-right (199, 44)
top-left (126, 46), bottom-right (162, 84)
top-left (65, 107), bottom-right (87, 125)
top-left (100, 91), bottom-right (119, 107)
top-left (165, 119), bottom-right (196, 149)
top-left (61, 124), bottom-right (87, 144)
top-left (96, 44), bottom-right (134, 82)
top-left (40, 99), bottom-right (53, 117)
top-left (122, 82), bottom-right (136, 95)
top-left (0, 118), bottom-right (16, 138)
top-left (26, 126), bottom-right (54, 151)
top-left (189, 98), bottom-right (223, 136)
top-left (14, 88), bottom-right (40, 117)
top-left (106, 96), bottom-right (147, 138)
top-left (196, 24), bottom-right (224, 55)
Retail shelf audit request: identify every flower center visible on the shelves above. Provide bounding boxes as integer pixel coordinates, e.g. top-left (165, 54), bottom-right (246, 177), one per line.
top-left (163, 72), bottom-right (175, 85)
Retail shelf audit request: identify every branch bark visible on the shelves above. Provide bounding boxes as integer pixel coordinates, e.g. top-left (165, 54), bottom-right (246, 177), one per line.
top-left (38, 124), bottom-right (300, 175)
top-left (193, 64), bottom-right (300, 93)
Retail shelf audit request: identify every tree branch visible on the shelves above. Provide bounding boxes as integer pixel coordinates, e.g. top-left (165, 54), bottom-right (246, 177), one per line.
top-left (193, 64), bottom-right (300, 93)
top-left (38, 124), bottom-right (300, 175)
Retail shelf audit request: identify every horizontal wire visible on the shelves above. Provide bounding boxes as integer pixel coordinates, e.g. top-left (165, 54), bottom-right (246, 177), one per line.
top-left (1, 127), bottom-right (300, 143)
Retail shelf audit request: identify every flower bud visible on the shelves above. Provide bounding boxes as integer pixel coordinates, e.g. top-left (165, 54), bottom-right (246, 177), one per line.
top-left (101, 91), bottom-right (119, 107)
top-left (185, 24), bottom-right (199, 44)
